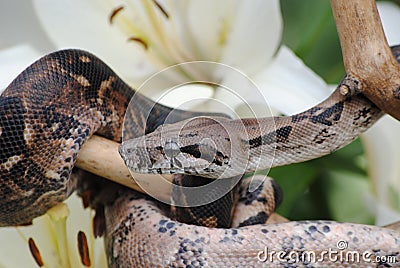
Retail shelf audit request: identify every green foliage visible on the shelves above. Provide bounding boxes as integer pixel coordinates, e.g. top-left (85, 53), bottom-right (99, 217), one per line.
top-left (270, 139), bottom-right (374, 223)
top-left (280, 0), bottom-right (343, 83)
top-left (270, 0), bottom-right (397, 223)
top-left (280, 0), bottom-right (399, 83)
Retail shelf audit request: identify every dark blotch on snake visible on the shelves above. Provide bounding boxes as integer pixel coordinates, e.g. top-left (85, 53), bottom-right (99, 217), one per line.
top-left (0, 97), bottom-right (28, 163)
top-left (238, 212), bottom-right (268, 227)
top-left (166, 222), bottom-right (175, 229)
top-left (176, 238), bottom-right (205, 266)
top-left (239, 181), bottom-right (266, 205)
top-left (310, 101), bottom-right (344, 126)
top-left (158, 219), bottom-right (176, 234)
top-left (308, 225), bottom-right (318, 233)
top-left (248, 126), bottom-right (292, 149)
top-left (291, 114), bottom-right (308, 123)
top-left (180, 144), bottom-right (202, 158)
top-left (313, 128), bottom-right (334, 145)
top-left (271, 179), bottom-right (283, 208)
top-left (322, 225), bottom-right (330, 233)
top-left (180, 144), bottom-right (228, 166)
top-left (158, 227), bottom-right (168, 233)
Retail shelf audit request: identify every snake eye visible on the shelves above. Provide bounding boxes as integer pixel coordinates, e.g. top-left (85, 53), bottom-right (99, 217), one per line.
top-left (164, 140), bottom-right (180, 158)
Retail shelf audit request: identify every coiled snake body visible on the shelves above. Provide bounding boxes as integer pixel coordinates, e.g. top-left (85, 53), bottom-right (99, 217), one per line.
top-left (0, 49), bottom-right (399, 267)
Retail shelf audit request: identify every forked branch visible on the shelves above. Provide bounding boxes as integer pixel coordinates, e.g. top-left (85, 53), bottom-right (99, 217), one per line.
top-left (331, 0), bottom-right (400, 120)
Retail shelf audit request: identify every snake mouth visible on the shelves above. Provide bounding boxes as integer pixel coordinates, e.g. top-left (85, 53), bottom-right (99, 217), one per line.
top-left (121, 156), bottom-right (235, 179)
top-left (122, 157), bottom-right (217, 177)
top-left (118, 139), bottom-right (228, 178)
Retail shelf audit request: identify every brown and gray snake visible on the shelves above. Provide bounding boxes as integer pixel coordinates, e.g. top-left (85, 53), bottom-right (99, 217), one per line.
top-left (0, 48), bottom-right (399, 267)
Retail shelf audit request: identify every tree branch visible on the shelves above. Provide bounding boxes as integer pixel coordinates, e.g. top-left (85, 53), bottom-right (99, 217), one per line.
top-left (75, 135), bottom-right (288, 222)
top-left (75, 135), bottom-right (173, 202)
top-left (330, 0), bottom-right (400, 120)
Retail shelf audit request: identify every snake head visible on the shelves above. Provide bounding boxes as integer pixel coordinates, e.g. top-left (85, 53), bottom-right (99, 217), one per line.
top-left (119, 116), bottom-right (251, 179)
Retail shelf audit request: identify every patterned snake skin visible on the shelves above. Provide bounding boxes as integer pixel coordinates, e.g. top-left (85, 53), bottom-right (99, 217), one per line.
top-left (0, 49), bottom-right (220, 226)
top-left (0, 49), bottom-right (399, 267)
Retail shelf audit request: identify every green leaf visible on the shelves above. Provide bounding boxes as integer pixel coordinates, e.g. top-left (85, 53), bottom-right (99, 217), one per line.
top-left (267, 139), bottom-right (369, 221)
top-left (280, 0), bottom-right (344, 83)
top-left (324, 170), bottom-right (374, 224)
top-left (268, 162), bottom-right (318, 217)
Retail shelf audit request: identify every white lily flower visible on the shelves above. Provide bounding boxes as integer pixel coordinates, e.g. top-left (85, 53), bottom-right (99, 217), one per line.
top-left (33, 0), bottom-right (332, 118)
top-left (362, 1), bottom-right (400, 226)
top-left (0, 45), bottom-right (41, 91)
top-left (0, 194), bottom-right (107, 268)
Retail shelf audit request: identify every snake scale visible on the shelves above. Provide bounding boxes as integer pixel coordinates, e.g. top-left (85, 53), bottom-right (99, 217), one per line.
top-left (0, 48), bottom-right (399, 267)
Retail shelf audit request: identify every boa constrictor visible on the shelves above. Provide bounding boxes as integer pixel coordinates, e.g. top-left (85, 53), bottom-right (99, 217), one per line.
top-left (0, 48), bottom-right (399, 267)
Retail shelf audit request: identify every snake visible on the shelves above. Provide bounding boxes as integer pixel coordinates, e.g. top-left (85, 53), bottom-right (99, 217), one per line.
top-left (0, 48), bottom-right (399, 267)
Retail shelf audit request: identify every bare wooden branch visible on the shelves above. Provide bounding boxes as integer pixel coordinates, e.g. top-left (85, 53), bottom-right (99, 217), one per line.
top-left (330, 0), bottom-right (400, 120)
top-left (384, 221), bottom-right (400, 232)
top-left (75, 135), bottom-right (289, 221)
top-left (75, 134), bottom-right (173, 202)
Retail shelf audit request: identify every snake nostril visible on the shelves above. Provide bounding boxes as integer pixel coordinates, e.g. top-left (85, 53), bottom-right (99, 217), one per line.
top-left (164, 140), bottom-right (180, 158)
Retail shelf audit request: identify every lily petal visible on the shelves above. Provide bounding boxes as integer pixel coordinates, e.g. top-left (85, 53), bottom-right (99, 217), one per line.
top-left (362, 116), bottom-right (400, 225)
top-left (32, 0), bottom-right (155, 84)
top-left (252, 45), bottom-right (332, 116)
top-left (254, 46), bottom-right (332, 116)
top-left (0, 45), bottom-right (40, 91)
top-left (364, 191), bottom-right (400, 226)
top-left (0, 228), bottom-right (38, 267)
top-left (210, 45), bottom-right (331, 117)
top-left (219, 0), bottom-right (283, 76)
top-left (0, 194), bottom-right (107, 268)
top-left (151, 0), bottom-right (282, 80)
top-left (377, 1), bottom-right (400, 46)
top-left (177, 0), bottom-right (237, 63)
